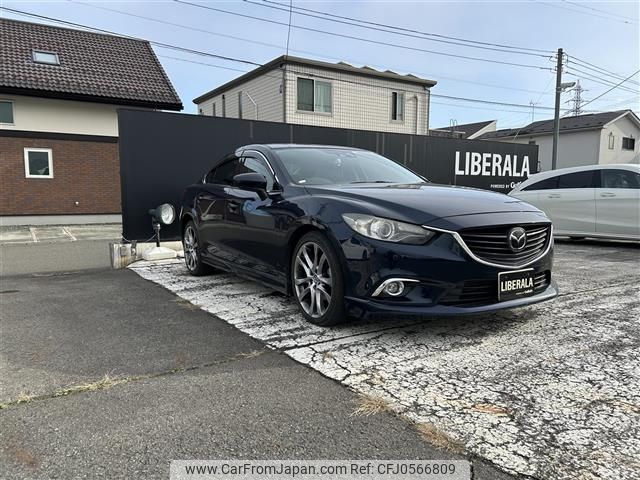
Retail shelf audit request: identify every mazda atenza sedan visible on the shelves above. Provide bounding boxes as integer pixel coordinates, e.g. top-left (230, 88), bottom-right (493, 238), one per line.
top-left (180, 144), bottom-right (557, 326)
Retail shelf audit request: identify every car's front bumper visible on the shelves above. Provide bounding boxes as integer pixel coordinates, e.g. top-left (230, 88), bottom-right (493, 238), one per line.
top-left (333, 221), bottom-right (557, 318)
top-left (345, 282), bottom-right (558, 319)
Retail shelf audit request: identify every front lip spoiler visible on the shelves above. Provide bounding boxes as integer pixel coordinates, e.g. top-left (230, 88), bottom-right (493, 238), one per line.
top-left (347, 282), bottom-right (558, 317)
top-left (423, 224), bottom-right (554, 271)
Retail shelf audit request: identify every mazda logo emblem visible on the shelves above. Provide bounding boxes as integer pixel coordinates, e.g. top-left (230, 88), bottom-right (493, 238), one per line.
top-left (508, 227), bottom-right (527, 252)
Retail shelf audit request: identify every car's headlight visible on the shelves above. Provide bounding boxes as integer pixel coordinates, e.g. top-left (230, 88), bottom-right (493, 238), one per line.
top-left (342, 214), bottom-right (434, 244)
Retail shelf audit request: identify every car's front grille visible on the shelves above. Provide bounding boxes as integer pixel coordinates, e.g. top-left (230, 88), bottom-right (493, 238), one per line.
top-left (459, 223), bottom-right (551, 267)
top-left (440, 271), bottom-right (550, 307)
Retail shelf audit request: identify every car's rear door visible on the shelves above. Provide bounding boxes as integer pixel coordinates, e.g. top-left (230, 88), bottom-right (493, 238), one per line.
top-left (197, 157), bottom-right (241, 266)
top-left (539, 170), bottom-right (597, 235)
top-left (596, 168), bottom-right (640, 238)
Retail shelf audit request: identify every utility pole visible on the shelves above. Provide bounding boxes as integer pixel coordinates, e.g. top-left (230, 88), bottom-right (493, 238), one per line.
top-left (552, 48), bottom-right (563, 171)
top-left (551, 48), bottom-right (575, 170)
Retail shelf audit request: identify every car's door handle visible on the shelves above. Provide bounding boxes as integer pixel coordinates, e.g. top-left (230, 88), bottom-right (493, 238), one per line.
top-left (599, 192), bottom-right (616, 198)
top-left (547, 193), bottom-right (561, 198)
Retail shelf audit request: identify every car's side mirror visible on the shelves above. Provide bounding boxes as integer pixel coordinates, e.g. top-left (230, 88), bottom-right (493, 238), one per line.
top-left (233, 172), bottom-right (268, 199)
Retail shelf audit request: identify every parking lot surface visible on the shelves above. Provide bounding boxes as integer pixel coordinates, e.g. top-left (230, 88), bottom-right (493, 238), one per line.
top-left (0, 270), bottom-right (510, 480)
top-left (130, 241), bottom-right (640, 480)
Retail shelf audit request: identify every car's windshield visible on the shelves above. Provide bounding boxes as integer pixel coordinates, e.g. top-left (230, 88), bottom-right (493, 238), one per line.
top-left (275, 148), bottom-right (424, 186)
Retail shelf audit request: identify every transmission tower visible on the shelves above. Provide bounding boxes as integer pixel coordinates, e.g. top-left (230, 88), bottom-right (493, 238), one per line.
top-left (565, 81), bottom-right (587, 116)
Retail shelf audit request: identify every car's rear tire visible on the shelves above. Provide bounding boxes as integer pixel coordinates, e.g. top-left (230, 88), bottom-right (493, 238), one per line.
top-left (291, 232), bottom-right (346, 326)
top-left (182, 220), bottom-right (213, 276)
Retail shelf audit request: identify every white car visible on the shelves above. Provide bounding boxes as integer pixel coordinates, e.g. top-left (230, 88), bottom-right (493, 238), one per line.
top-left (510, 164), bottom-right (640, 241)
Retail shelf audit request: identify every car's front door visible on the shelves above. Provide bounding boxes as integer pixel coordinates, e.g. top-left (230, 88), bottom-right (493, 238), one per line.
top-left (539, 170), bottom-right (597, 235)
top-left (596, 168), bottom-right (640, 238)
top-left (220, 154), bottom-right (286, 287)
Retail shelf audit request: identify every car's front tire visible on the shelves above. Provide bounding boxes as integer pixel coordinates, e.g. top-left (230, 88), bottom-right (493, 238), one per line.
top-left (182, 220), bottom-right (213, 276)
top-left (291, 232), bottom-right (346, 326)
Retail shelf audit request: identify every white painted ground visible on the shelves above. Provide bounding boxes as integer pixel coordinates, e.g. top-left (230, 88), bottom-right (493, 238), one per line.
top-left (130, 243), bottom-right (640, 480)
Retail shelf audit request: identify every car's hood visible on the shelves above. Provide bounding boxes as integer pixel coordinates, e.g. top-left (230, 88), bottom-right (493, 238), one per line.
top-left (306, 182), bottom-right (543, 224)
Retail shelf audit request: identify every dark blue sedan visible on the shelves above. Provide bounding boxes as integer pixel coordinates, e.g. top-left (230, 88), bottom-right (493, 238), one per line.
top-left (180, 144), bottom-right (557, 326)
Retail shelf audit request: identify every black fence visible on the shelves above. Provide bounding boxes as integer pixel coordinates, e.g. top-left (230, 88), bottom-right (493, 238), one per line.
top-left (119, 110), bottom-right (538, 241)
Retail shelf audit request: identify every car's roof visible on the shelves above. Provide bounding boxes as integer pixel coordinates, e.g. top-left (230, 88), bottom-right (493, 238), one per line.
top-left (241, 144), bottom-right (367, 151)
top-left (512, 163), bottom-right (639, 191)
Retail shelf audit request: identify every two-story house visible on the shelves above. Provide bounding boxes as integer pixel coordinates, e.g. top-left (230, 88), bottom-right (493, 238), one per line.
top-left (194, 55), bottom-right (437, 135)
top-left (0, 18), bottom-right (183, 225)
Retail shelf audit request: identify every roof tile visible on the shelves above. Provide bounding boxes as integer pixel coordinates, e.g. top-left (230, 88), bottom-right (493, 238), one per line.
top-left (0, 18), bottom-right (182, 110)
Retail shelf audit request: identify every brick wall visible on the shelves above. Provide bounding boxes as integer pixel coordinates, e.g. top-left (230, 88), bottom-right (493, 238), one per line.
top-left (0, 135), bottom-right (121, 215)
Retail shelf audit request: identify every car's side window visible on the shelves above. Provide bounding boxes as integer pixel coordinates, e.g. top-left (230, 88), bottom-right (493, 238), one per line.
top-left (601, 169), bottom-right (640, 189)
top-left (209, 158), bottom-right (241, 185)
top-left (557, 170), bottom-right (597, 189)
top-left (522, 176), bottom-right (558, 191)
top-left (238, 156), bottom-right (275, 191)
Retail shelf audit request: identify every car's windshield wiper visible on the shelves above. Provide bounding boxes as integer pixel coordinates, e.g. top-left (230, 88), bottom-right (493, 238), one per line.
top-left (349, 180), bottom-right (393, 184)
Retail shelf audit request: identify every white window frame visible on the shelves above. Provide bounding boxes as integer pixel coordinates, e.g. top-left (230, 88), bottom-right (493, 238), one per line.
top-left (24, 148), bottom-right (54, 179)
top-left (391, 91), bottom-right (405, 123)
top-left (32, 50), bottom-right (60, 65)
top-left (296, 77), bottom-right (333, 115)
top-left (608, 133), bottom-right (615, 150)
top-left (0, 99), bottom-right (14, 125)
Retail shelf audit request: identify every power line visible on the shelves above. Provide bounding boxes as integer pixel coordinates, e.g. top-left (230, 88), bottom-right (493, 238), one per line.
top-left (532, 0), bottom-right (638, 25)
top-left (561, 0), bottom-right (639, 24)
top-left (243, 0), bottom-right (551, 57)
top-left (579, 70), bottom-right (640, 110)
top-left (68, 0), bottom-right (555, 96)
top-left (0, 6), bottom-right (262, 67)
top-left (173, 0), bottom-right (553, 71)
top-left (568, 55), bottom-right (640, 86)
top-left (257, 0), bottom-right (554, 54)
top-left (565, 67), bottom-right (639, 95)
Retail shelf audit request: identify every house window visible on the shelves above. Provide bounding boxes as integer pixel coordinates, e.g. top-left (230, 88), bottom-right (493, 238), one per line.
top-left (198, 108), bottom-right (203, 115)
top-left (297, 77), bottom-right (331, 113)
top-left (608, 133), bottom-right (615, 150)
top-left (0, 100), bottom-right (13, 124)
top-left (622, 137), bottom-right (636, 150)
top-left (24, 148), bottom-right (53, 178)
top-left (222, 95), bottom-right (226, 117)
top-left (391, 92), bottom-right (404, 121)
top-left (212, 103), bottom-right (216, 117)
top-left (32, 50), bottom-right (59, 65)
top-left (238, 91), bottom-right (243, 119)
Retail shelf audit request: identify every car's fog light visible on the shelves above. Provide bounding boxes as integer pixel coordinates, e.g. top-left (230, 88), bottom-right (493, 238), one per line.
top-left (384, 281), bottom-right (405, 296)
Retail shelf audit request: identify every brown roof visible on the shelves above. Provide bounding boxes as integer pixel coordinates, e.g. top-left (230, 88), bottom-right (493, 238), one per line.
top-left (0, 18), bottom-right (182, 110)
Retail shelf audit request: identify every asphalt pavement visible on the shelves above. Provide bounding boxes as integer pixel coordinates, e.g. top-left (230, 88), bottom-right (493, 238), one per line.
top-left (0, 269), bottom-right (512, 480)
top-left (129, 240), bottom-right (640, 480)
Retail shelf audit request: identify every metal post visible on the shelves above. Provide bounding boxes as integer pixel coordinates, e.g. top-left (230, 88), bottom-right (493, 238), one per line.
top-left (552, 48), bottom-right (563, 170)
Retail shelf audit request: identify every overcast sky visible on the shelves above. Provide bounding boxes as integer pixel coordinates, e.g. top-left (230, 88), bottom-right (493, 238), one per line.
top-left (3, 0), bottom-right (639, 128)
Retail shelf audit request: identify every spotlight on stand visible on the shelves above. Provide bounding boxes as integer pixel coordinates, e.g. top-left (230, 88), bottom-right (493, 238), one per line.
top-left (142, 203), bottom-right (177, 261)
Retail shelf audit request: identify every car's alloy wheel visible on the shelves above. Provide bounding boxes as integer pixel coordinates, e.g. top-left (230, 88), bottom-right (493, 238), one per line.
top-left (294, 241), bottom-right (333, 318)
top-left (292, 232), bottom-right (345, 326)
top-left (182, 221), bottom-right (211, 276)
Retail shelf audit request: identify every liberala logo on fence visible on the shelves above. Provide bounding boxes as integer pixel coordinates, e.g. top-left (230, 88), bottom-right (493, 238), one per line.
top-left (454, 151), bottom-right (531, 177)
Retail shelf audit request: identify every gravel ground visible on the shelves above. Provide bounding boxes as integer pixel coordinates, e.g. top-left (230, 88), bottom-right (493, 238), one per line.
top-left (130, 240), bottom-right (640, 480)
